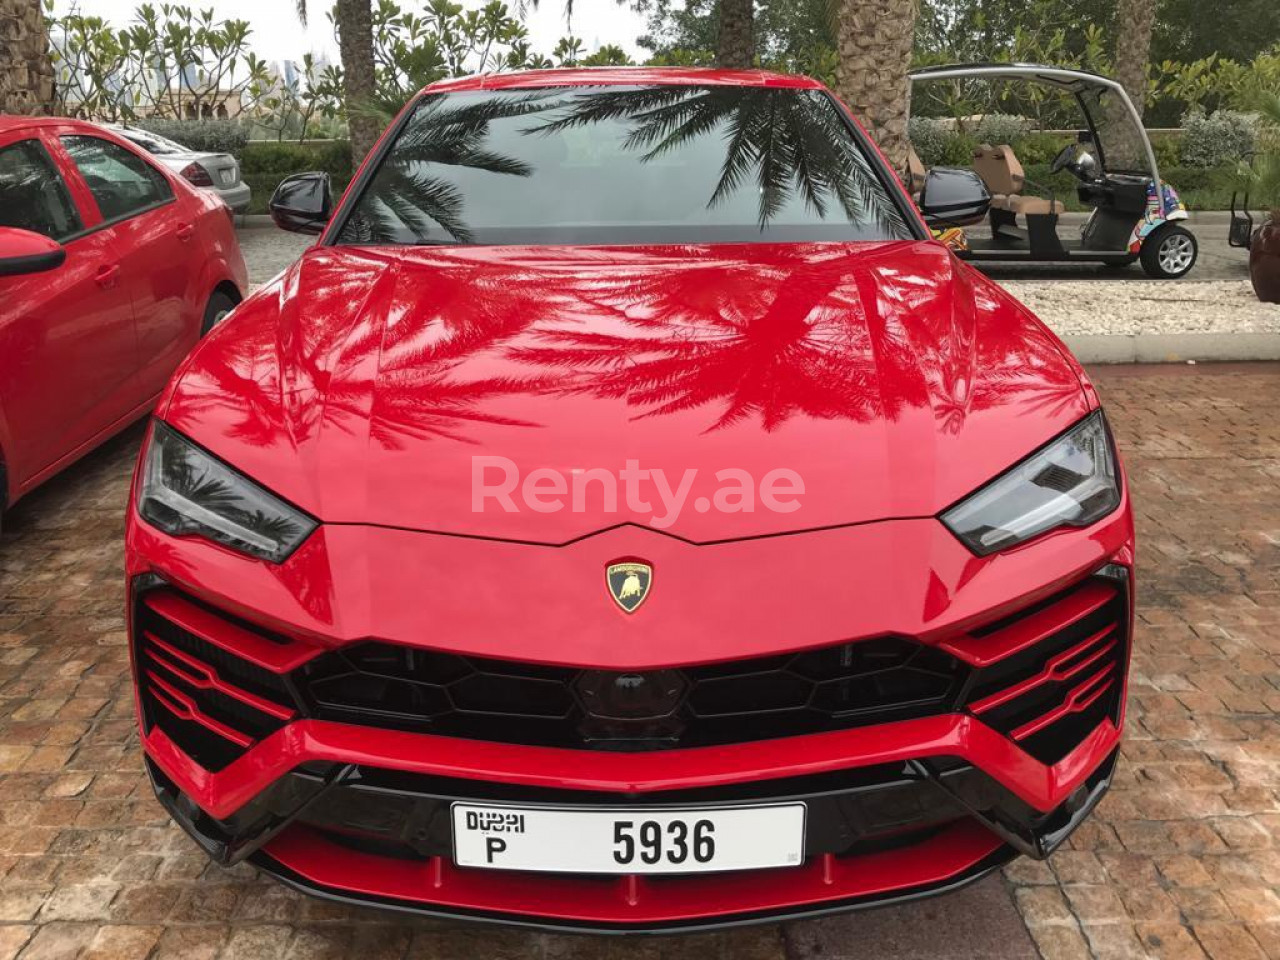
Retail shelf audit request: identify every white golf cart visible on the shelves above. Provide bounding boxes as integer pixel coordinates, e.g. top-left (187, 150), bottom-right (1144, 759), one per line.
top-left (908, 63), bottom-right (1198, 279)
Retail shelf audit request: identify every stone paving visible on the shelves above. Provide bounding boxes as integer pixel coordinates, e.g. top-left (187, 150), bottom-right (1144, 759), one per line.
top-left (0, 363), bottom-right (1278, 959)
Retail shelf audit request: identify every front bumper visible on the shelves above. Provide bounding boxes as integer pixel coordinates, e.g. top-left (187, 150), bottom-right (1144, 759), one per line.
top-left (126, 508), bottom-right (1133, 932)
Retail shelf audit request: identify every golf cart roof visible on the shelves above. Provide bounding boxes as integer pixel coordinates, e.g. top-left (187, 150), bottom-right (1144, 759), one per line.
top-left (909, 63), bottom-right (1127, 96)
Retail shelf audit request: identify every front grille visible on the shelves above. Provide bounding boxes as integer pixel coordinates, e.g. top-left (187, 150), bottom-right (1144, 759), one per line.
top-left (961, 573), bottom-right (1129, 765)
top-left (133, 567), bottom-right (1128, 771)
top-left (295, 636), bottom-right (967, 750)
top-left (134, 592), bottom-right (299, 771)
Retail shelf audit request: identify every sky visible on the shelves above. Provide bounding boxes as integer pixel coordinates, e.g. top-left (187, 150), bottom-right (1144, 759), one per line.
top-left (52, 0), bottom-right (652, 66)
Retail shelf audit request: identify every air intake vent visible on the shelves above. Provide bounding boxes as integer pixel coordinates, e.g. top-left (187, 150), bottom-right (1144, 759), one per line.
top-left (963, 575), bottom-right (1128, 765)
top-left (134, 591), bottom-right (300, 771)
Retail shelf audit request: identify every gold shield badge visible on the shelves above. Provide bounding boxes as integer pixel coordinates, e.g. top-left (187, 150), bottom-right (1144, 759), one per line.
top-left (606, 562), bottom-right (653, 613)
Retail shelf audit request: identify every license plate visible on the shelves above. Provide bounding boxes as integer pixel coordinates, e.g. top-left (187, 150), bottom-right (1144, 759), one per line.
top-left (220, 170), bottom-right (235, 185)
top-left (452, 802), bottom-right (806, 875)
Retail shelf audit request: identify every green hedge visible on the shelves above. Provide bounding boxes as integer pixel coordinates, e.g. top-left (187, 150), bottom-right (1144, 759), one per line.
top-left (239, 140), bottom-right (355, 215)
top-left (1018, 163), bottom-right (1241, 212)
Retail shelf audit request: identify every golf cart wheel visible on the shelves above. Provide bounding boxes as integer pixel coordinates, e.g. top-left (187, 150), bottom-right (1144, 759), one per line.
top-left (201, 289), bottom-right (239, 336)
top-left (1141, 224), bottom-right (1198, 279)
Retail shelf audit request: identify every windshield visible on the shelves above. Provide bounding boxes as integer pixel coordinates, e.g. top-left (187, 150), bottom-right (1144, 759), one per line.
top-left (121, 131), bottom-right (183, 156)
top-left (335, 85), bottom-right (913, 247)
top-left (1078, 85), bottom-right (1149, 174)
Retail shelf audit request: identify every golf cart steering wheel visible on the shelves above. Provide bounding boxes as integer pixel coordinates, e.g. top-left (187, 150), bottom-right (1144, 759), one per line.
top-left (1051, 143), bottom-right (1081, 175)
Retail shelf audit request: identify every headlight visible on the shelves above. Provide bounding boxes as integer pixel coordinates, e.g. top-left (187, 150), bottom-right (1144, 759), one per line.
top-left (942, 412), bottom-right (1120, 556)
top-left (137, 421), bottom-right (316, 562)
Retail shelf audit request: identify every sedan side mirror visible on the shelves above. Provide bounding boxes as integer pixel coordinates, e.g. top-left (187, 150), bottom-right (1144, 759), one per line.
top-left (269, 172), bottom-right (333, 235)
top-left (0, 227), bottom-right (66, 277)
top-left (917, 168), bottom-right (992, 228)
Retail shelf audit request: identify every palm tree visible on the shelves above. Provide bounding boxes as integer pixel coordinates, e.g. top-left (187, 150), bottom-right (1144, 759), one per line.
top-left (0, 0), bottom-right (56, 115)
top-left (292, 0), bottom-right (380, 167)
top-left (717, 0), bottom-right (754, 69)
top-left (831, 0), bottom-right (918, 174)
top-left (334, 0), bottom-right (382, 165)
top-left (1113, 0), bottom-right (1156, 120)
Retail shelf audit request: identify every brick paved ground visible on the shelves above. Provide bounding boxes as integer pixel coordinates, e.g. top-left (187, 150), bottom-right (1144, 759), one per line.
top-left (0, 363), bottom-right (1277, 959)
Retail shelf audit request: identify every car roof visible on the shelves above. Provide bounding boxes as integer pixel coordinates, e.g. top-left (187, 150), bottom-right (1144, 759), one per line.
top-left (0, 115), bottom-right (122, 136)
top-left (424, 66), bottom-right (825, 95)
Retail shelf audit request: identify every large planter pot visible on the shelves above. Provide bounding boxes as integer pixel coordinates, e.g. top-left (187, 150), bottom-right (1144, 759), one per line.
top-left (1252, 213), bottom-right (1280, 303)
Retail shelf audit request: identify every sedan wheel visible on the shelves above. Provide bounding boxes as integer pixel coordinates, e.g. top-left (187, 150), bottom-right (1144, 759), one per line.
top-left (201, 290), bottom-right (239, 336)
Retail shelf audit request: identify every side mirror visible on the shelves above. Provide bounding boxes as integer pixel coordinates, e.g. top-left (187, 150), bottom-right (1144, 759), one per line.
top-left (918, 168), bottom-right (991, 228)
top-left (269, 172), bottom-right (333, 235)
top-left (0, 227), bottom-right (66, 277)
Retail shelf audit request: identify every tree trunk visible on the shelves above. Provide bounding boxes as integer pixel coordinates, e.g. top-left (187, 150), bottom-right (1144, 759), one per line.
top-left (716, 0), bottom-right (754, 70)
top-left (1113, 0), bottom-right (1155, 119)
top-left (335, 0), bottom-right (381, 168)
top-left (833, 0), bottom-right (919, 175)
top-left (0, 0), bottom-right (56, 116)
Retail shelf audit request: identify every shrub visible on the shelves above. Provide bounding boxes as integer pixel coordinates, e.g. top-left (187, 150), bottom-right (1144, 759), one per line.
top-left (135, 119), bottom-right (249, 156)
top-left (240, 140), bottom-right (353, 178)
top-left (1180, 110), bottom-right (1258, 167)
top-left (972, 113), bottom-right (1034, 146)
top-left (1152, 132), bottom-right (1184, 170)
top-left (1018, 132), bottom-right (1073, 166)
top-left (908, 116), bottom-right (952, 166)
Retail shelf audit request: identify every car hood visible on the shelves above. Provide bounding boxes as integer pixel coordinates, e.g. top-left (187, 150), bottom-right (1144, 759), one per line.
top-left (163, 240), bottom-right (1089, 543)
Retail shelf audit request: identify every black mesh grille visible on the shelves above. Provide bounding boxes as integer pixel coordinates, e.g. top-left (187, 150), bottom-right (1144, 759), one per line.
top-left (296, 637), bottom-right (968, 751)
top-left (134, 597), bottom-right (297, 772)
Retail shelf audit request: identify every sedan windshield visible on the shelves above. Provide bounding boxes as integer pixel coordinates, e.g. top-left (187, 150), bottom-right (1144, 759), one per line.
top-left (335, 85), bottom-right (913, 247)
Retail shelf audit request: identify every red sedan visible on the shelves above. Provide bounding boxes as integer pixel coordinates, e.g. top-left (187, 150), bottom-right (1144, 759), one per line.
top-left (125, 69), bottom-right (1133, 932)
top-left (0, 117), bottom-right (247, 529)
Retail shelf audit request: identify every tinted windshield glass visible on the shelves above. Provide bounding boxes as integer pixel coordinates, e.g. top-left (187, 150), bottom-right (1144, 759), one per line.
top-left (336, 85), bottom-right (912, 246)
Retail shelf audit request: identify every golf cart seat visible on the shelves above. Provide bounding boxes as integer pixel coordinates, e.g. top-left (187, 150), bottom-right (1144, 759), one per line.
top-left (1007, 194), bottom-right (1065, 215)
top-left (973, 144), bottom-right (1065, 215)
top-left (906, 147), bottom-right (927, 196)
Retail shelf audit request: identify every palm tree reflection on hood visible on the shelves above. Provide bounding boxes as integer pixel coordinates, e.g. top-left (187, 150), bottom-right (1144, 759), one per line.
top-left (508, 248), bottom-right (924, 433)
top-left (525, 86), bottom-right (907, 234)
top-left (341, 93), bottom-right (557, 245)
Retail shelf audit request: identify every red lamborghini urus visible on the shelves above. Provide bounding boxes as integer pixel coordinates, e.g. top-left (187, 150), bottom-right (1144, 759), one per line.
top-left (125, 68), bottom-right (1134, 932)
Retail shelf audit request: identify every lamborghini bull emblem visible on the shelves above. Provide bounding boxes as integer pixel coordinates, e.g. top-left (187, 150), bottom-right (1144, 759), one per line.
top-left (606, 561), bottom-right (653, 613)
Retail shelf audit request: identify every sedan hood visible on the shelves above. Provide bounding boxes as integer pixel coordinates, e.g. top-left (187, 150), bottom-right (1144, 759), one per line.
top-left (164, 241), bottom-right (1088, 543)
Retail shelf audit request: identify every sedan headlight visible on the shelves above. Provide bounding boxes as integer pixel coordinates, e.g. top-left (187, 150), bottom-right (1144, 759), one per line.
top-left (138, 421), bottom-right (316, 562)
top-left (942, 412), bottom-right (1120, 556)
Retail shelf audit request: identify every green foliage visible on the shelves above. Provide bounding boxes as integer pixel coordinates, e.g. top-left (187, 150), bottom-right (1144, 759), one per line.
top-left (1243, 92), bottom-right (1280, 212)
top-left (908, 118), bottom-right (1066, 168)
top-left (637, 0), bottom-right (835, 81)
top-left (906, 117), bottom-right (954, 166)
top-left (49, 4), bottom-right (276, 123)
top-left (1180, 110), bottom-right (1259, 167)
top-left (971, 114), bottom-right (1034, 145)
top-left (245, 53), bottom-right (344, 142)
top-left (135, 118), bottom-right (249, 154)
top-left (239, 140), bottom-right (355, 213)
top-left (324, 0), bottom-right (629, 121)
